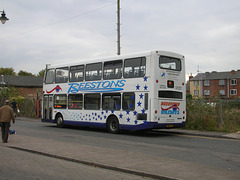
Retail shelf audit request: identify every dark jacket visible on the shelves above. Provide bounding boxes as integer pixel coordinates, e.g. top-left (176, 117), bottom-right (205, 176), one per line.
top-left (0, 105), bottom-right (15, 123)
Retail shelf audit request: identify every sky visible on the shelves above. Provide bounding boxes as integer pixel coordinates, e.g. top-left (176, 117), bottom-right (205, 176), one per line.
top-left (0, 0), bottom-right (240, 80)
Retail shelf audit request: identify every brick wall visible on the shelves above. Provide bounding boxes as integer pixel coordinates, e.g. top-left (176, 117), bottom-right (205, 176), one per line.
top-left (203, 78), bottom-right (240, 99)
top-left (17, 87), bottom-right (42, 98)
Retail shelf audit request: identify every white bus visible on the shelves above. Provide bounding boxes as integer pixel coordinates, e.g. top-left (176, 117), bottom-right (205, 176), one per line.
top-left (42, 50), bottom-right (186, 133)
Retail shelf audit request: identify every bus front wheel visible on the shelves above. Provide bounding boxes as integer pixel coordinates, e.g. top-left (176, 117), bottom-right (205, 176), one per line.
top-left (56, 114), bottom-right (64, 128)
top-left (107, 116), bottom-right (120, 134)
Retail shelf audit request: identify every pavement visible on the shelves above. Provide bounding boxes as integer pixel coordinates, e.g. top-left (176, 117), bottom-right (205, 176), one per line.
top-left (157, 128), bottom-right (240, 140)
top-left (1, 117), bottom-right (240, 180)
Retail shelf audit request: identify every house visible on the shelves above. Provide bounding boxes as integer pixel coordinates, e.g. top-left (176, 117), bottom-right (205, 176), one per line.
top-left (0, 75), bottom-right (43, 98)
top-left (189, 70), bottom-right (240, 99)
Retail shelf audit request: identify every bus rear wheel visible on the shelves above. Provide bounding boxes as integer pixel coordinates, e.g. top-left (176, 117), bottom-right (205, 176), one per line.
top-left (107, 116), bottom-right (120, 134)
top-left (56, 114), bottom-right (64, 128)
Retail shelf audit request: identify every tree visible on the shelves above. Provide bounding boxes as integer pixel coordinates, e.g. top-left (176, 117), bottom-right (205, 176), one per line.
top-left (18, 70), bottom-right (34, 76)
top-left (37, 69), bottom-right (45, 77)
top-left (0, 86), bottom-right (21, 98)
top-left (0, 67), bottom-right (16, 76)
top-left (186, 93), bottom-right (193, 100)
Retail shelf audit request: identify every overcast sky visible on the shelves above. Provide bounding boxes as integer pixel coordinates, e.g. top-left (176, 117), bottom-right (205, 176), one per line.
top-left (1, 0), bottom-right (239, 79)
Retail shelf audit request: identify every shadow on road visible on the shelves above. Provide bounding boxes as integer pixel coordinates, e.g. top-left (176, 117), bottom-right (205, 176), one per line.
top-left (42, 123), bottom-right (177, 138)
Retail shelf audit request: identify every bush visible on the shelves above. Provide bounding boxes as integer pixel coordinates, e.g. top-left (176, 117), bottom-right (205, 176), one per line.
top-left (186, 99), bottom-right (240, 133)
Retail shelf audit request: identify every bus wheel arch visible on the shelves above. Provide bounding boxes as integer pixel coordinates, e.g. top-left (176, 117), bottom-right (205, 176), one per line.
top-left (55, 113), bottom-right (64, 128)
top-left (106, 115), bottom-right (120, 134)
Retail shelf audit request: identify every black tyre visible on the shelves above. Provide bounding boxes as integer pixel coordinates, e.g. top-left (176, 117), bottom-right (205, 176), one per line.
top-left (107, 116), bottom-right (120, 134)
top-left (56, 114), bottom-right (64, 128)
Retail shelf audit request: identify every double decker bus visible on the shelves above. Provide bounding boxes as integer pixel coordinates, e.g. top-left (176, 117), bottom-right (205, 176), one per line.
top-left (42, 50), bottom-right (186, 133)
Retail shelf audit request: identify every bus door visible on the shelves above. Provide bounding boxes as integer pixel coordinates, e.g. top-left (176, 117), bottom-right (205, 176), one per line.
top-left (43, 95), bottom-right (53, 120)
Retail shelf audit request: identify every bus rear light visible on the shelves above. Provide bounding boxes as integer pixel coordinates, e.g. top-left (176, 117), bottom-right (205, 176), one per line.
top-left (182, 82), bottom-right (184, 86)
top-left (183, 116), bottom-right (185, 119)
top-left (167, 80), bottom-right (174, 88)
top-left (183, 111), bottom-right (185, 114)
top-left (156, 80), bottom-right (158, 83)
top-left (155, 110), bottom-right (157, 114)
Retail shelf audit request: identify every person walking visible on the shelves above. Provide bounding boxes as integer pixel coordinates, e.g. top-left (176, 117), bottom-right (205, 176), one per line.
top-left (0, 99), bottom-right (15, 143)
top-left (11, 99), bottom-right (18, 117)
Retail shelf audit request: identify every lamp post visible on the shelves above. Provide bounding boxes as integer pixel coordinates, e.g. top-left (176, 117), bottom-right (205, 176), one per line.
top-left (117, 0), bottom-right (120, 55)
top-left (0, 10), bottom-right (9, 24)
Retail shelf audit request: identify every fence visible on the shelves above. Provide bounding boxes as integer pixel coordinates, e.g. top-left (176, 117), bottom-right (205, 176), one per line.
top-left (186, 99), bottom-right (240, 132)
top-left (18, 98), bottom-right (41, 118)
top-left (0, 97), bottom-right (41, 118)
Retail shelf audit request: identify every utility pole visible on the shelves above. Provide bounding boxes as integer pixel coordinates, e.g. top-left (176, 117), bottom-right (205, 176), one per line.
top-left (117, 0), bottom-right (121, 55)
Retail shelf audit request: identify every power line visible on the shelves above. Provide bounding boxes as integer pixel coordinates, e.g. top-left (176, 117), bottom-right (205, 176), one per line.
top-left (0, 2), bottom-right (116, 40)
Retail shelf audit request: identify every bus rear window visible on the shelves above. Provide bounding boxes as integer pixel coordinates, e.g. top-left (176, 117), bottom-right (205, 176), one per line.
top-left (159, 56), bottom-right (181, 71)
top-left (158, 91), bottom-right (182, 99)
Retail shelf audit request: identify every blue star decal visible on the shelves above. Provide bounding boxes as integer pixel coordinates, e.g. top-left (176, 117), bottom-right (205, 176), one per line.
top-left (129, 103), bottom-right (134, 109)
top-left (144, 85), bottom-right (148, 90)
top-left (133, 110), bottom-right (137, 116)
top-left (104, 115), bottom-right (107, 119)
top-left (139, 93), bottom-right (144, 99)
top-left (126, 110), bottom-right (130, 115)
top-left (134, 120), bottom-right (138, 124)
top-left (136, 84), bottom-right (140, 90)
top-left (101, 111), bottom-right (104, 115)
top-left (127, 117), bottom-right (130, 122)
top-left (116, 104), bottom-right (120, 109)
top-left (143, 76), bottom-right (148, 82)
top-left (137, 101), bottom-right (142, 107)
top-left (141, 108), bottom-right (146, 113)
top-left (111, 110), bottom-right (114, 113)
top-left (105, 110), bottom-right (108, 114)
top-left (119, 113), bottom-right (123, 118)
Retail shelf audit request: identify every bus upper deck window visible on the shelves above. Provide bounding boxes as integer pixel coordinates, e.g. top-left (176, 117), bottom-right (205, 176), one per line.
top-left (55, 67), bottom-right (69, 83)
top-left (124, 57), bottom-right (146, 78)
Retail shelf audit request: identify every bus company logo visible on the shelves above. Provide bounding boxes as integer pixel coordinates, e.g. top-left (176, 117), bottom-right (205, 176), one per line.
top-left (160, 70), bottom-right (166, 79)
top-left (68, 80), bottom-right (126, 93)
top-left (161, 102), bottom-right (180, 115)
top-left (46, 85), bottom-right (62, 94)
